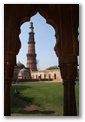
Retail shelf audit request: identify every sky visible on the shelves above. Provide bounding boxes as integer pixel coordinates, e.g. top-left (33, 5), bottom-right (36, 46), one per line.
top-left (18, 13), bottom-right (58, 70)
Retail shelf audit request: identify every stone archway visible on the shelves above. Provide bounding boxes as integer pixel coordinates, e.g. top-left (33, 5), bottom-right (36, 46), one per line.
top-left (4, 4), bottom-right (79, 116)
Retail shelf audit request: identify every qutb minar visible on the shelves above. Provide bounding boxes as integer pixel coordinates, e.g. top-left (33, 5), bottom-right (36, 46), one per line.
top-left (26, 22), bottom-right (37, 71)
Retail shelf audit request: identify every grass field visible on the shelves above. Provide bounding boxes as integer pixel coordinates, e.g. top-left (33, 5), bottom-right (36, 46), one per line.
top-left (11, 81), bottom-right (79, 116)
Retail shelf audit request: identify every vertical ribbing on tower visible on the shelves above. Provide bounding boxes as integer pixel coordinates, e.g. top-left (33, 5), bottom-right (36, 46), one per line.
top-left (26, 22), bottom-right (37, 71)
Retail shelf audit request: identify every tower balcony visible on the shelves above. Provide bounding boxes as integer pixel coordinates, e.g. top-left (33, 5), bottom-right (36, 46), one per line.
top-left (28, 41), bottom-right (35, 44)
top-left (26, 53), bottom-right (36, 57)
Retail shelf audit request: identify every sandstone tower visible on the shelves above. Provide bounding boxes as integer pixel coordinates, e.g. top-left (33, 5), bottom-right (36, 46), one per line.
top-left (26, 22), bottom-right (37, 71)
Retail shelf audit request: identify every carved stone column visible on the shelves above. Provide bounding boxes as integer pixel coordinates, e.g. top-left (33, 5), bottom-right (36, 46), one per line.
top-left (4, 27), bottom-right (21, 116)
top-left (4, 52), bottom-right (16, 116)
top-left (54, 5), bottom-right (79, 116)
top-left (59, 56), bottom-right (78, 116)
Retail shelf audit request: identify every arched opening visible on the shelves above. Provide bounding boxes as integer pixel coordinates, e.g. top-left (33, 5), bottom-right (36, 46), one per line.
top-left (36, 74), bottom-right (38, 79)
top-left (44, 74), bottom-right (46, 79)
top-left (54, 73), bottom-right (56, 79)
top-left (49, 74), bottom-right (51, 79)
top-left (11, 12), bottom-right (62, 115)
top-left (18, 12), bottom-right (58, 71)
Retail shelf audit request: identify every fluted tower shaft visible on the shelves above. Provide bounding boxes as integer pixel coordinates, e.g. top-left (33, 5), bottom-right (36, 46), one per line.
top-left (26, 22), bottom-right (37, 71)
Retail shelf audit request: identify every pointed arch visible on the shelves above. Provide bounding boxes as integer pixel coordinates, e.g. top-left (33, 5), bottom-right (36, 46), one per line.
top-left (19, 8), bottom-right (58, 33)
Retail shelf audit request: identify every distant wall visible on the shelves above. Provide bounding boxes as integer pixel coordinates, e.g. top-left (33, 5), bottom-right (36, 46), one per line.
top-left (31, 69), bottom-right (62, 82)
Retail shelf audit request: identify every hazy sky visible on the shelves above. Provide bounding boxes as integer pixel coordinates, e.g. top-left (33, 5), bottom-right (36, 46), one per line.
top-left (18, 13), bottom-right (58, 70)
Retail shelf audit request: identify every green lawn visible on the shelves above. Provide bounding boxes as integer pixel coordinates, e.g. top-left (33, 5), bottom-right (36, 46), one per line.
top-left (11, 81), bottom-right (79, 116)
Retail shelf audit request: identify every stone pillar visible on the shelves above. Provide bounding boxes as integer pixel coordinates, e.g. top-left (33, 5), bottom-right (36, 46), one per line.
top-left (4, 21), bottom-right (21, 115)
top-left (54, 5), bottom-right (79, 116)
top-left (59, 56), bottom-right (77, 116)
top-left (4, 82), bottom-right (11, 116)
top-left (4, 52), bottom-right (16, 116)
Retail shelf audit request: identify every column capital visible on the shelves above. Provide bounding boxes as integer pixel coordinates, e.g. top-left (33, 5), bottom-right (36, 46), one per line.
top-left (59, 56), bottom-right (78, 81)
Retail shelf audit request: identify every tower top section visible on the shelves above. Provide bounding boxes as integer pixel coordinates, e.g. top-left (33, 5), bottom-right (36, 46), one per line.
top-left (29, 22), bottom-right (34, 33)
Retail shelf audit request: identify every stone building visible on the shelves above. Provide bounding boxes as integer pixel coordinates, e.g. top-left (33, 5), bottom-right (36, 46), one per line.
top-left (12, 61), bottom-right (31, 81)
top-left (13, 63), bottom-right (62, 82)
top-left (31, 69), bottom-right (62, 82)
top-left (12, 61), bottom-right (25, 80)
top-left (18, 67), bottom-right (31, 80)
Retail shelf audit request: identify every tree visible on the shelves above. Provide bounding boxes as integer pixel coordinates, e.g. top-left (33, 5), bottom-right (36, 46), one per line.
top-left (46, 65), bottom-right (59, 70)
